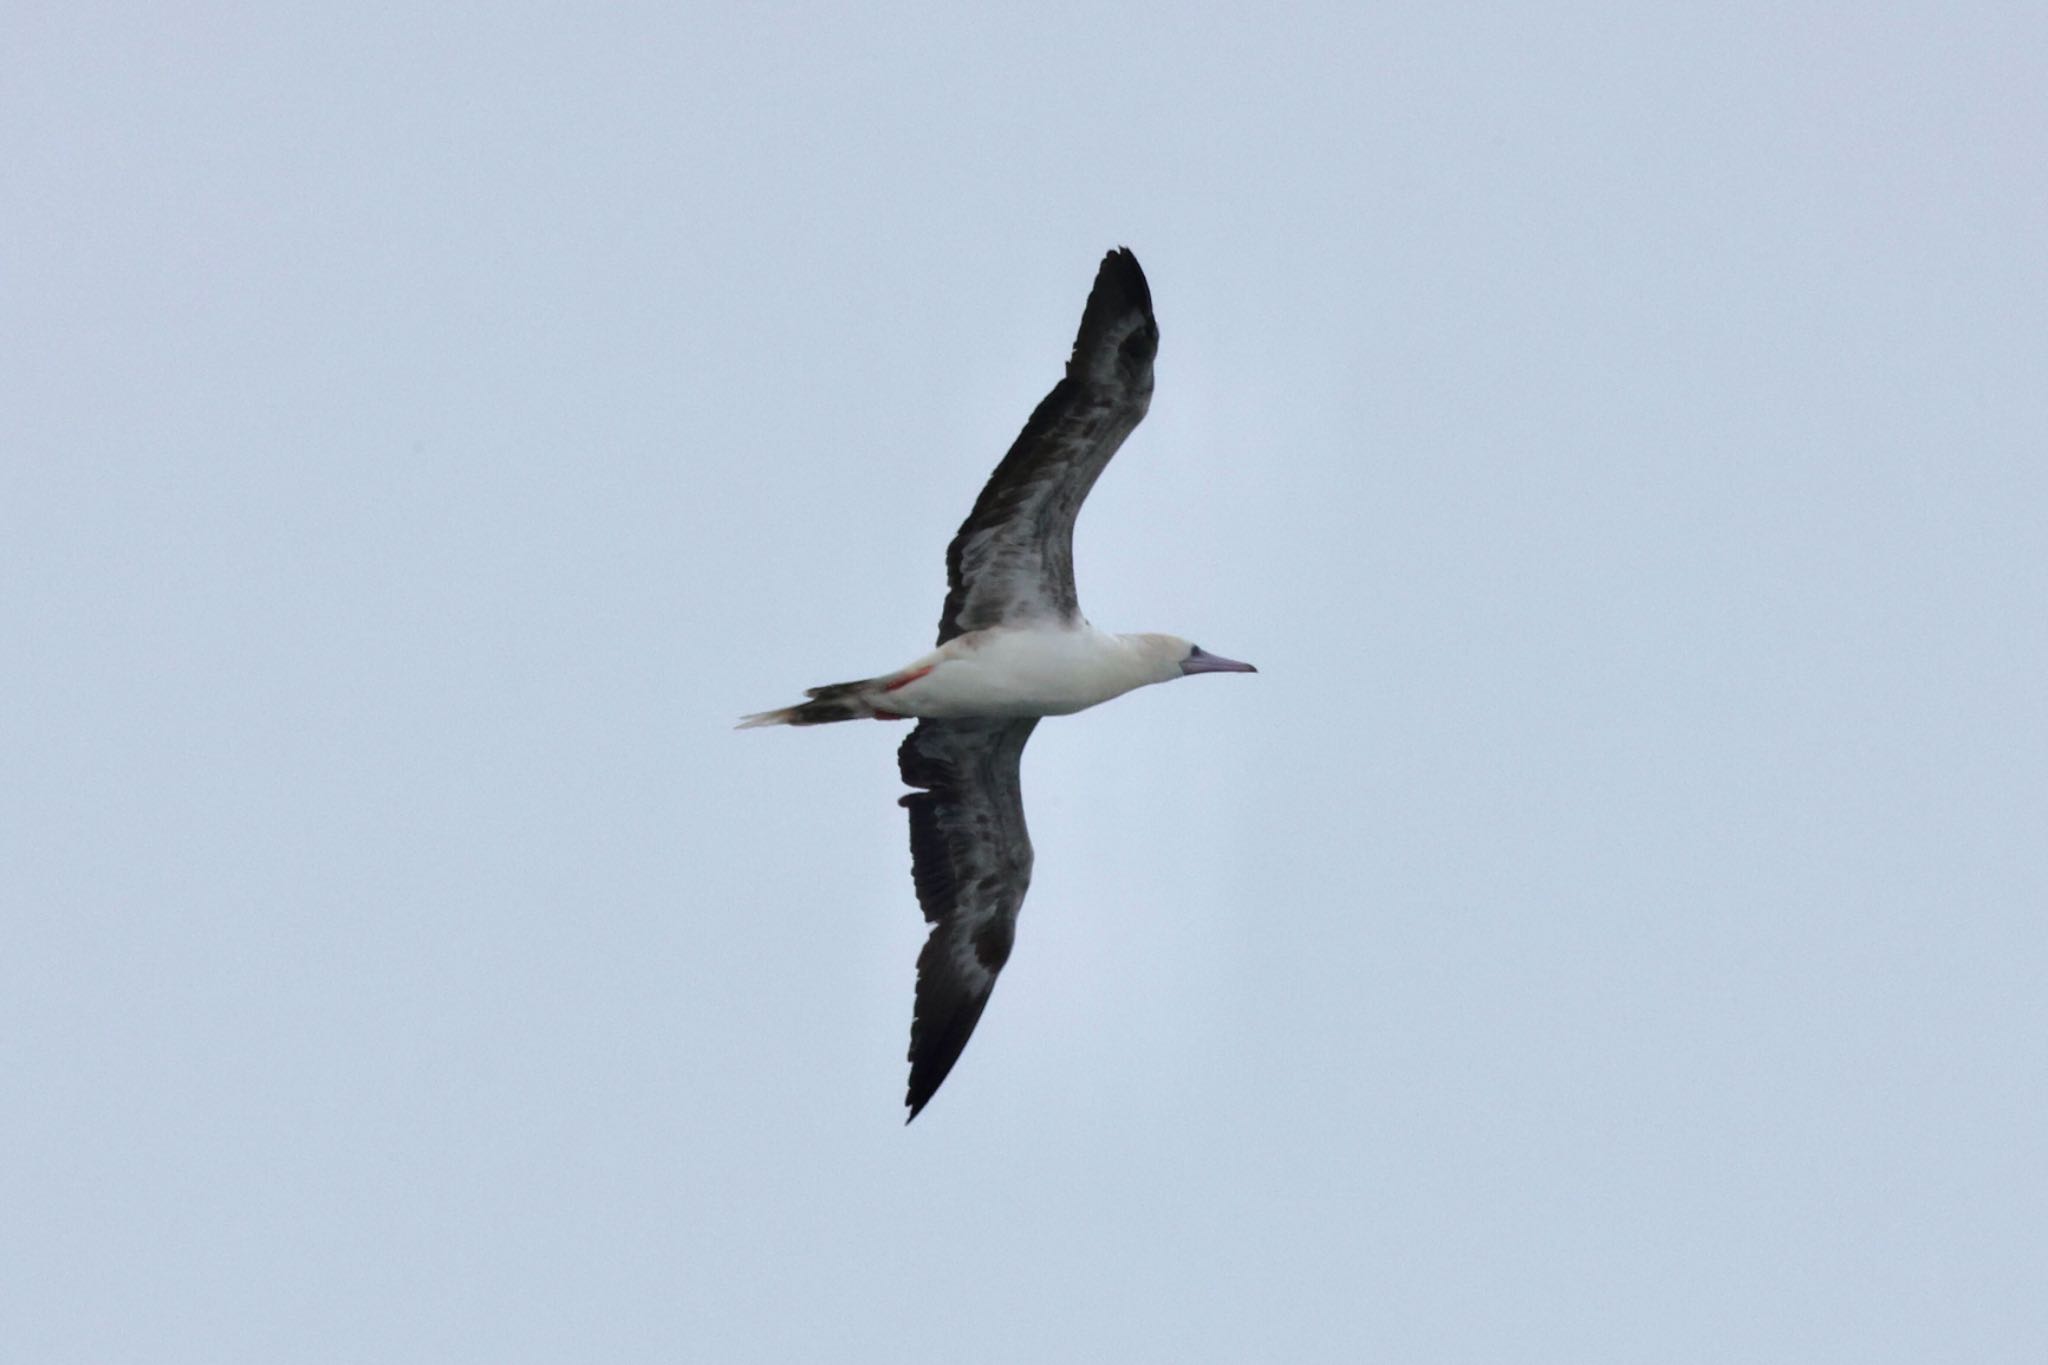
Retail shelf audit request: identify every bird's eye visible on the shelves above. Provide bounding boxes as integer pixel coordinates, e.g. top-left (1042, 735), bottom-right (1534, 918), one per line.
top-left (1188, 645), bottom-right (1206, 659)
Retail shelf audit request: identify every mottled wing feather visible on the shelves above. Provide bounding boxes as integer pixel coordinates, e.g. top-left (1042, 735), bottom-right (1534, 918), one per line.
top-left (897, 717), bottom-right (1039, 1119)
top-left (935, 248), bottom-right (1159, 644)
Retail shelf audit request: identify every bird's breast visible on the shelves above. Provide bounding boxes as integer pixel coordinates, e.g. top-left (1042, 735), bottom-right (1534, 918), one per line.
top-left (889, 628), bottom-right (1143, 719)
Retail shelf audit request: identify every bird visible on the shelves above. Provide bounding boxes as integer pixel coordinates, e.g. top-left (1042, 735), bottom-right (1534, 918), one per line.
top-left (739, 248), bottom-right (1256, 1120)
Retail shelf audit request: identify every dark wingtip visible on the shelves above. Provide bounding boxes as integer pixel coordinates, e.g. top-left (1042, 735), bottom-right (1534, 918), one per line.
top-left (1093, 245), bottom-right (1152, 315)
top-left (902, 1015), bottom-right (967, 1123)
top-left (904, 1068), bottom-right (939, 1123)
top-left (1068, 246), bottom-right (1156, 379)
top-left (902, 953), bottom-right (999, 1125)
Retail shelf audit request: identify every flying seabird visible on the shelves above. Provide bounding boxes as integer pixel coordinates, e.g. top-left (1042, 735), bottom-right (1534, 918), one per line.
top-left (740, 248), bottom-right (1256, 1120)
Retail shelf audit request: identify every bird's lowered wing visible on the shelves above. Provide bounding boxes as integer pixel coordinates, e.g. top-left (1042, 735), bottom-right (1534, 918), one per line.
top-left (896, 716), bottom-right (1040, 1119)
top-left (934, 248), bottom-right (1158, 644)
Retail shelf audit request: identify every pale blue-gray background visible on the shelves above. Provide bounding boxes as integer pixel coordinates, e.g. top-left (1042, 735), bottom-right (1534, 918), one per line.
top-left (5, 4), bottom-right (2043, 1361)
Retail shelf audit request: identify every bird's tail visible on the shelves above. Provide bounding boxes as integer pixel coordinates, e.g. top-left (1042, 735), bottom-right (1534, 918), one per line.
top-left (736, 679), bottom-right (883, 729)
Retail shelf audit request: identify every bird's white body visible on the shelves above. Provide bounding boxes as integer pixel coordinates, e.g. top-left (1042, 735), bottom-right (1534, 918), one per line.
top-left (880, 626), bottom-right (1184, 719)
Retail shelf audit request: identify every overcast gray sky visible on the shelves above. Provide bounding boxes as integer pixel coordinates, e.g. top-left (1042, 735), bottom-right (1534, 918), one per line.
top-left (5, 4), bottom-right (2045, 1362)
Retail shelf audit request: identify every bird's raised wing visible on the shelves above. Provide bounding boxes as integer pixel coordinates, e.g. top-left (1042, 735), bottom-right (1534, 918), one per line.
top-left (896, 716), bottom-right (1040, 1119)
top-left (934, 248), bottom-right (1158, 644)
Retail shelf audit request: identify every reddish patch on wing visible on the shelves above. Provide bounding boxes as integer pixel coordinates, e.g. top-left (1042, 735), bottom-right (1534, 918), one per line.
top-left (882, 665), bottom-right (933, 693)
top-left (872, 709), bottom-right (908, 722)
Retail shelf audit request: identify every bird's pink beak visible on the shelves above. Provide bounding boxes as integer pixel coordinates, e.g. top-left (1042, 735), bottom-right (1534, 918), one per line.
top-left (1181, 646), bottom-right (1257, 676)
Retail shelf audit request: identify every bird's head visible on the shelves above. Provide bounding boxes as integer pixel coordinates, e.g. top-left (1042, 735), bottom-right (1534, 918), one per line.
top-left (1130, 633), bottom-right (1258, 683)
